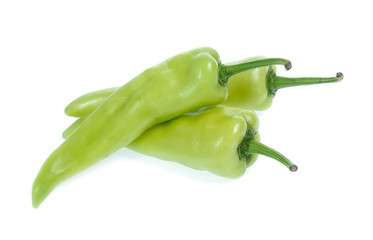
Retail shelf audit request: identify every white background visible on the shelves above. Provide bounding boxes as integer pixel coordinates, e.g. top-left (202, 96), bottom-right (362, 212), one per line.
top-left (1, 0), bottom-right (372, 239)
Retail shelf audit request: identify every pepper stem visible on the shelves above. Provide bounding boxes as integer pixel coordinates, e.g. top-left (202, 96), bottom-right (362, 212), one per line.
top-left (267, 68), bottom-right (344, 96)
top-left (219, 58), bottom-right (292, 86)
top-left (238, 128), bottom-right (297, 172)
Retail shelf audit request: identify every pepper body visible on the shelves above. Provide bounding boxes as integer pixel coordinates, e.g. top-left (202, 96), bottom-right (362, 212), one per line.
top-left (63, 105), bottom-right (298, 178)
top-left (64, 106), bottom-right (260, 178)
top-left (128, 106), bottom-right (260, 178)
top-left (32, 48), bottom-right (226, 208)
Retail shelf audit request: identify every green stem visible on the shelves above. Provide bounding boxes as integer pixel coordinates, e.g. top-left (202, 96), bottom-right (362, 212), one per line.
top-left (219, 58), bottom-right (291, 86)
top-left (238, 128), bottom-right (297, 172)
top-left (247, 141), bottom-right (298, 172)
top-left (267, 68), bottom-right (344, 96)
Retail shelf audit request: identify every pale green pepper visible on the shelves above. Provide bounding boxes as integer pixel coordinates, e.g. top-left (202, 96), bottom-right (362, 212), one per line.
top-left (64, 56), bottom-right (342, 116)
top-left (32, 47), bottom-right (290, 208)
top-left (63, 106), bottom-right (297, 178)
top-left (226, 56), bottom-right (343, 110)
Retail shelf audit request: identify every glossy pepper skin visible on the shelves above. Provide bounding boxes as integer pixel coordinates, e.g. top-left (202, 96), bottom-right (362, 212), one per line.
top-left (64, 57), bottom-right (343, 116)
top-left (32, 48), bottom-right (290, 208)
top-left (63, 106), bottom-right (297, 178)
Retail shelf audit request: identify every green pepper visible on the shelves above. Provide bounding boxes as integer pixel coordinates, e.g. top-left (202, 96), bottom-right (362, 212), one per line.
top-left (32, 47), bottom-right (290, 208)
top-left (64, 56), bottom-right (342, 117)
top-left (64, 106), bottom-right (297, 178)
top-left (225, 57), bottom-right (343, 110)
